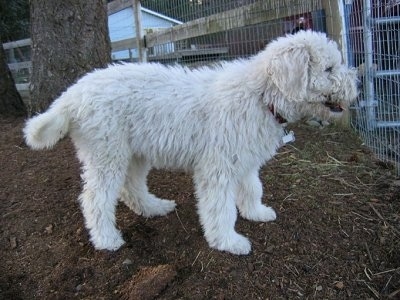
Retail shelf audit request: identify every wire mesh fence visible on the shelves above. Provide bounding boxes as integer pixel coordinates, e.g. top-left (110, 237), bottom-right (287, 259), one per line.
top-left (138, 0), bottom-right (329, 65)
top-left (348, 0), bottom-right (400, 174)
top-left (108, 0), bottom-right (338, 65)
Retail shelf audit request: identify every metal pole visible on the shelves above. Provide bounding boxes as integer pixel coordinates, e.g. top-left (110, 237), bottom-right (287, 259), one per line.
top-left (362, 0), bottom-right (377, 129)
top-left (132, 0), bottom-right (147, 62)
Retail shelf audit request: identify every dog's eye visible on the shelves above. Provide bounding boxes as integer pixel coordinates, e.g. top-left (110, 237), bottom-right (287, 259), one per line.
top-left (325, 66), bottom-right (333, 73)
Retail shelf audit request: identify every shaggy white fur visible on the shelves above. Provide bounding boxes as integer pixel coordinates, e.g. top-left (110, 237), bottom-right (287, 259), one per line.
top-left (24, 31), bottom-right (358, 255)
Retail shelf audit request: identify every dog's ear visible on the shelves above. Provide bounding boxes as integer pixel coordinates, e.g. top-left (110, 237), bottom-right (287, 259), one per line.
top-left (266, 46), bottom-right (310, 101)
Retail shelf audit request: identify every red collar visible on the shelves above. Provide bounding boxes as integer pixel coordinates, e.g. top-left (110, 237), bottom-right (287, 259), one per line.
top-left (268, 104), bottom-right (287, 124)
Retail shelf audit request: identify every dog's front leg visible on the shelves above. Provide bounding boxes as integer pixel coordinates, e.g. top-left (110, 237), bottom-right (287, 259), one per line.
top-left (236, 169), bottom-right (277, 222)
top-left (194, 171), bottom-right (251, 255)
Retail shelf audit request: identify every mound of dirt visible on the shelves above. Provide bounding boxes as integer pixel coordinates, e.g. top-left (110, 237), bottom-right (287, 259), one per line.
top-left (119, 264), bottom-right (177, 300)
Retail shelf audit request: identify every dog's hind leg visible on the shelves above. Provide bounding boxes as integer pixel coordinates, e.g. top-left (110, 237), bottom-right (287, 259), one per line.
top-left (78, 148), bottom-right (129, 251)
top-left (236, 169), bottom-right (276, 222)
top-left (120, 156), bottom-right (176, 217)
top-left (194, 170), bottom-right (251, 255)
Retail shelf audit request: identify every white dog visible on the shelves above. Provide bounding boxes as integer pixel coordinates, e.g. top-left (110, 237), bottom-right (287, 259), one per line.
top-left (24, 31), bottom-right (358, 255)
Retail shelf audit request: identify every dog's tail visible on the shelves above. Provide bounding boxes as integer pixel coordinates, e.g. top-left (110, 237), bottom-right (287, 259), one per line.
top-left (23, 101), bottom-right (70, 150)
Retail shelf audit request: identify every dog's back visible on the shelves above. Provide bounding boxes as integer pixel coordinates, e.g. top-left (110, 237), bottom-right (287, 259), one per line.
top-left (24, 62), bottom-right (272, 171)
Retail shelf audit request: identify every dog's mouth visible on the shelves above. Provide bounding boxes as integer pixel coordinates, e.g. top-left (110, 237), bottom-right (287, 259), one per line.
top-left (323, 95), bottom-right (344, 113)
top-left (324, 100), bottom-right (344, 113)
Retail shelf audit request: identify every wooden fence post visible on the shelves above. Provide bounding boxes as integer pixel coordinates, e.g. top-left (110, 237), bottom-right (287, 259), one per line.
top-left (132, 0), bottom-right (147, 62)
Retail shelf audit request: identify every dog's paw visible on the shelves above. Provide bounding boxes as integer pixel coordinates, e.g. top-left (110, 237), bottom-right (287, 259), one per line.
top-left (141, 198), bottom-right (176, 217)
top-left (241, 205), bottom-right (277, 222)
top-left (210, 232), bottom-right (252, 255)
top-left (91, 231), bottom-right (125, 251)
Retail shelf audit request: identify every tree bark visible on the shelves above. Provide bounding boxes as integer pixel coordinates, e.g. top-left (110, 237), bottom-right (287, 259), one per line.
top-left (29, 0), bottom-right (111, 113)
top-left (0, 42), bottom-right (27, 117)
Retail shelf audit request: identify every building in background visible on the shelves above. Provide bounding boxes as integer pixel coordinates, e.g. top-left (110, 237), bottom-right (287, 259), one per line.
top-left (108, 5), bottom-right (182, 61)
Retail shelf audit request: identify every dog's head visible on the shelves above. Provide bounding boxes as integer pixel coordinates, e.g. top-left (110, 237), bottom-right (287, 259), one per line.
top-left (259, 30), bottom-right (359, 122)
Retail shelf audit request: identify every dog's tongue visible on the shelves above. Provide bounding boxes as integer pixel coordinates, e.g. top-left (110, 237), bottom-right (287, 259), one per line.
top-left (325, 101), bottom-right (343, 112)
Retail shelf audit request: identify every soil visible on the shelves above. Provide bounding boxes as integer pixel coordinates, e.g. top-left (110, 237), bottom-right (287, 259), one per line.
top-left (1, 117), bottom-right (399, 299)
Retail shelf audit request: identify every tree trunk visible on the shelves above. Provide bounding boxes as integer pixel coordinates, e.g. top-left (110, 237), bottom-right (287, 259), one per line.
top-left (29, 0), bottom-right (111, 113)
top-left (0, 42), bottom-right (27, 117)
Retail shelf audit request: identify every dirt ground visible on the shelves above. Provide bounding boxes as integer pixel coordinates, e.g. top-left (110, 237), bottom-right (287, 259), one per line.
top-left (1, 116), bottom-right (399, 299)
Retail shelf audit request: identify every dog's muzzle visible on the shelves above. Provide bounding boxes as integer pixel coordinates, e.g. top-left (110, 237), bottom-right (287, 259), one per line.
top-left (324, 99), bottom-right (344, 113)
